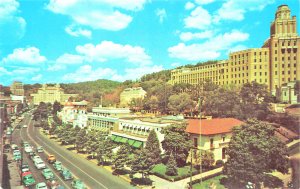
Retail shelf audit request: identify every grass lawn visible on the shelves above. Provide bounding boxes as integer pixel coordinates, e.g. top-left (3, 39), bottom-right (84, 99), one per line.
top-left (152, 163), bottom-right (198, 179)
top-left (193, 175), bottom-right (227, 189)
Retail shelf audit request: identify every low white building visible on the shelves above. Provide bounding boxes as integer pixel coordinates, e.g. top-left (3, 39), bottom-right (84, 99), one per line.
top-left (58, 100), bottom-right (88, 128)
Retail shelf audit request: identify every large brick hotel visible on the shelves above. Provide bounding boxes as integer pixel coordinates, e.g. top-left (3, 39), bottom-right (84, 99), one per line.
top-left (169, 5), bottom-right (299, 95)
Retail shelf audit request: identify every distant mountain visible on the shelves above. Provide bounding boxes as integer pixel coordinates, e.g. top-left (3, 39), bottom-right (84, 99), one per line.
top-left (61, 79), bottom-right (121, 95)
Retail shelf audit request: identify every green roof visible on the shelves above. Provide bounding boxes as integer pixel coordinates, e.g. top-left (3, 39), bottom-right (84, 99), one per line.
top-left (114, 136), bottom-right (122, 142)
top-left (120, 137), bottom-right (128, 143)
top-left (127, 139), bottom-right (135, 145)
top-left (132, 141), bottom-right (143, 148)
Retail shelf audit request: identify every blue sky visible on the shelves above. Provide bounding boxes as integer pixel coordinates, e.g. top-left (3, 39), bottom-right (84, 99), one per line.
top-left (0, 0), bottom-right (299, 85)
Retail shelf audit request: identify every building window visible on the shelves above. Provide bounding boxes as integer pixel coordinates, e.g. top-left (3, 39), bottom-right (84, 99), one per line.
top-left (254, 65), bottom-right (256, 69)
top-left (282, 71), bottom-right (284, 74)
top-left (275, 50), bottom-right (277, 54)
top-left (193, 138), bottom-right (198, 148)
top-left (210, 138), bottom-right (214, 149)
top-left (275, 64), bottom-right (277, 68)
top-left (275, 43), bottom-right (277, 47)
top-left (222, 148), bottom-right (226, 159)
top-left (275, 71), bottom-right (277, 75)
top-left (282, 64), bottom-right (284, 68)
top-left (275, 57), bottom-right (277, 61)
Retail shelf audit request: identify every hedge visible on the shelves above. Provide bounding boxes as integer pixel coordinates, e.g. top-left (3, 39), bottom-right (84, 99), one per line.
top-left (187, 171), bottom-right (222, 185)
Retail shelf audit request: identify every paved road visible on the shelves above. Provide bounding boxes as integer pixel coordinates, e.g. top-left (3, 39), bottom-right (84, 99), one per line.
top-left (12, 114), bottom-right (70, 188)
top-left (25, 113), bottom-right (135, 189)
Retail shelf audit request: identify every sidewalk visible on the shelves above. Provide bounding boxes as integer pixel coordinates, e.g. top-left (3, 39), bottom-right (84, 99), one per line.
top-left (148, 167), bottom-right (223, 189)
top-left (4, 152), bottom-right (22, 188)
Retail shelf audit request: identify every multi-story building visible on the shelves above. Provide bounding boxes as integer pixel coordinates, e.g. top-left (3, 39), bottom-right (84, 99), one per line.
top-left (31, 84), bottom-right (78, 105)
top-left (120, 87), bottom-right (147, 107)
top-left (87, 106), bottom-right (183, 149)
top-left (58, 100), bottom-right (88, 128)
top-left (87, 106), bottom-right (131, 132)
top-left (280, 81), bottom-right (299, 104)
top-left (169, 5), bottom-right (299, 96)
top-left (186, 118), bottom-right (244, 163)
top-left (10, 81), bottom-right (24, 96)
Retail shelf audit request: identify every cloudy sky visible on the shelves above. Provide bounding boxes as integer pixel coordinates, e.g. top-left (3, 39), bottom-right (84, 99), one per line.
top-left (0, 0), bottom-right (299, 85)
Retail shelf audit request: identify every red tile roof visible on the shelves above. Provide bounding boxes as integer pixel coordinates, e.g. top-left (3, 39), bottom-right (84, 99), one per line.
top-left (186, 118), bottom-right (244, 135)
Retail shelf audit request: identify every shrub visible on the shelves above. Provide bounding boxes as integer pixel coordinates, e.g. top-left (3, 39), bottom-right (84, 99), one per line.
top-left (131, 178), bottom-right (153, 186)
top-left (215, 160), bottom-right (224, 167)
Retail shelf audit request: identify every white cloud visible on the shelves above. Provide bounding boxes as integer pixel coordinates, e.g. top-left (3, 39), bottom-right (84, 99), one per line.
top-left (12, 67), bottom-right (40, 74)
top-left (65, 25), bottom-right (92, 38)
top-left (169, 30), bottom-right (249, 61)
top-left (75, 41), bottom-right (152, 65)
top-left (31, 74), bottom-right (42, 81)
top-left (0, 67), bottom-right (9, 75)
top-left (2, 47), bottom-right (47, 65)
top-left (63, 64), bottom-right (163, 83)
top-left (171, 62), bottom-right (181, 67)
top-left (195, 0), bottom-right (215, 5)
top-left (214, 0), bottom-right (275, 22)
top-left (0, 0), bottom-right (19, 20)
top-left (0, 0), bottom-right (26, 43)
top-left (168, 43), bottom-right (220, 61)
top-left (227, 44), bottom-right (248, 54)
top-left (46, 0), bottom-right (148, 31)
top-left (156, 8), bottom-right (167, 23)
top-left (55, 53), bottom-right (84, 65)
top-left (184, 6), bottom-right (211, 30)
top-left (63, 65), bottom-right (117, 82)
top-left (180, 30), bottom-right (213, 41)
top-left (120, 65), bottom-right (163, 81)
top-left (185, 2), bottom-right (195, 10)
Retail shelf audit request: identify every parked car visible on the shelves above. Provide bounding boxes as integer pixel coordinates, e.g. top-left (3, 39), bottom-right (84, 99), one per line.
top-left (42, 168), bottom-right (55, 180)
top-left (32, 155), bottom-right (42, 162)
top-left (24, 146), bottom-right (33, 153)
top-left (3, 144), bottom-right (10, 153)
top-left (34, 160), bottom-right (46, 169)
top-left (23, 124), bottom-right (28, 128)
top-left (60, 168), bottom-right (73, 180)
top-left (53, 161), bottom-right (62, 171)
top-left (22, 171), bottom-right (36, 187)
top-left (14, 153), bottom-right (22, 161)
top-left (48, 154), bottom-right (56, 164)
top-left (71, 179), bottom-right (87, 189)
top-left (11, 144), bottom-right (18, 150)
top-left (35, 182), bottom-right (47, 189)
top-left (22, 141), bottom-right (30, 147)
top-left (21, 163), bottom-right (30, 173)
top-left (37, 146), bottom-right (44, 153)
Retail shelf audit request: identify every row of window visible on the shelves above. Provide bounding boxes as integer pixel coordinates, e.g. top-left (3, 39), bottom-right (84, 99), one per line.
top-left (275, 63), bottom-right (297, 68)
top-left (274, 41), bottom-right (297, 47)
top-left (274, 70), bottom-right (297, 75)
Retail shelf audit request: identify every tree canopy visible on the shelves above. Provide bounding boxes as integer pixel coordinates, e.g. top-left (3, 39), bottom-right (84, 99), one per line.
top-left (224, 119), bottom-right (289, 188)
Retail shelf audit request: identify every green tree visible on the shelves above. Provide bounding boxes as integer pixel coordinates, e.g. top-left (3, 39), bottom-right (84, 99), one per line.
top-left (76, 128), bottom-right (88, 152)
top-left (203, 88), bottom-right (241, 118)
top-left (113, 144), bottom-right (132, 173)
top-left (96, 138), bottom-right (115, 165)
top-left (240, 82), bottom-right (273, 120)
top-left (52, 101), bottom-right (62, 115)
top-left (145, 130), bottom-right (161, 166)
top-left (166, 152), bottom-right (178, 176)
top-left (162, 123), bottom-right (192, 166)
top-left (193, 150), bottom-right (214, 169)
top-left (131, 149), bottom-right (152, 178)
top-left (168, 93), bottom-right (194, 115)
top-left (224, 119), bottom-right (289, 188)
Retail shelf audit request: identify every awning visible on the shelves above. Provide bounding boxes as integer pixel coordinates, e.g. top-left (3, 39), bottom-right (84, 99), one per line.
top-left (132, 141), bottom-right (143, 148)
top-left (127, 139), bottom-right (135, 145)
top-left (114, 136), bottom-right (122, 142)
top-left (120, 137), bottom-right (128, 143)
top-left (111, 135), bottom-right (116, 140)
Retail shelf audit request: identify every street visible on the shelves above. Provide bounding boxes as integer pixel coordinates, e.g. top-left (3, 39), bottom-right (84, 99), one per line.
top-left (13, 113), bottom-right (135, 189)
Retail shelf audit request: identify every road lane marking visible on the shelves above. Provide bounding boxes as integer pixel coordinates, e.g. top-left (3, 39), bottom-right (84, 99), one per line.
top-left (22, 115), bottom-right (71, 189)
top-left (34, 133), bottom-right (108, 189)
